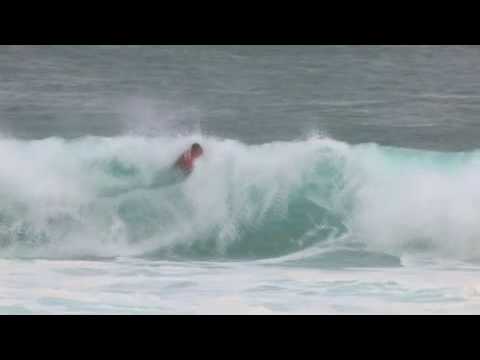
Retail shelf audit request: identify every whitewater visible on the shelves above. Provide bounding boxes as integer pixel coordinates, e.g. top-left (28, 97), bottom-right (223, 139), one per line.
top-left (2, 134), bottom-right (480, 313)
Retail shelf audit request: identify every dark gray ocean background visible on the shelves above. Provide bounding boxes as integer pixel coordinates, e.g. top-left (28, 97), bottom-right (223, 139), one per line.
top-left (2, 45), bottom-right (480, 150)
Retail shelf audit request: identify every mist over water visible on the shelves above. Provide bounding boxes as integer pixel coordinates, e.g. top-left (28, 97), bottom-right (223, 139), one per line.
top-left (2, 45), bottom-right (480, 314)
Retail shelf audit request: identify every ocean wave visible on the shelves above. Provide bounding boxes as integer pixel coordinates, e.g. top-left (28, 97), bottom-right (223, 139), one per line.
top-left (0, 134), bottom-right (479, 262)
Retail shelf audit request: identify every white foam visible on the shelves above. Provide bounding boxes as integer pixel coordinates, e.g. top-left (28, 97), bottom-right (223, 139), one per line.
top-left (0, 134), bottom-right (480, 261)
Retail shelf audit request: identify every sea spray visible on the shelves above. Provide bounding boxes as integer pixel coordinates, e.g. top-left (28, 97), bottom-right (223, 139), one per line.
top-left (0, 134), bottom-right (479, 261)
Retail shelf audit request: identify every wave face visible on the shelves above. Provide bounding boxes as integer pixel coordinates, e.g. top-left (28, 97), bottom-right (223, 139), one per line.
top-left (0, 134), bottom-right (480, 261)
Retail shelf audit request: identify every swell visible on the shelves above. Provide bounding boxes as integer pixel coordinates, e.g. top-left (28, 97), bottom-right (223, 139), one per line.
top-left (0, 134), bottom-right (479, 262)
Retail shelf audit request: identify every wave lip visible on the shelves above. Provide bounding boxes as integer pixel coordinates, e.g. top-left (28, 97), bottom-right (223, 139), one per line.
top-left (0, 134), bottom-right (479, 262)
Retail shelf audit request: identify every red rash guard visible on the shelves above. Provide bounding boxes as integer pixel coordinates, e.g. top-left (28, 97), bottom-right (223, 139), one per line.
top-left (176, 150), bottom-right (195, 173)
